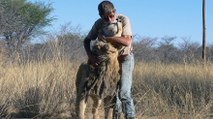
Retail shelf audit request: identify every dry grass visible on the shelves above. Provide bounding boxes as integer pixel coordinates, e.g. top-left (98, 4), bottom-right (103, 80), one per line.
top-left (0, 59), bottom-right (79, 118)
top-left (1, 54), bottom-right (213, 118)
top-left (133, 62), bottom-right (213, 119)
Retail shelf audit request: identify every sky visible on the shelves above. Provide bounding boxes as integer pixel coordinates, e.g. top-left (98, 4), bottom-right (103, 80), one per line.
top-left (30, 0), bottom-right (213, 45)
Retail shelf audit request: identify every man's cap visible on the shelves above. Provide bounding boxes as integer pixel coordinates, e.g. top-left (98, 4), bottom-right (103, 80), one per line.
top-left (98, 1), bottom-right (115, 16)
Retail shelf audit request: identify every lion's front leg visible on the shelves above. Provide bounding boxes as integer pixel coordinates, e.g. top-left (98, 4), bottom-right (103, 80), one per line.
top-left (104, 96), bottom-right (114, 119)
top-left (76, 96), bottom-right (87, 119)
top-left (105, 108), bottom-right (113, 119)
top-left (91, 95), bottom-right (102, 119)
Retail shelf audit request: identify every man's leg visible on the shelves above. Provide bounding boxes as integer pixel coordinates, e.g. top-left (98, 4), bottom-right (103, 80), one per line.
top-left (119, 53), bottom-right (135, 118)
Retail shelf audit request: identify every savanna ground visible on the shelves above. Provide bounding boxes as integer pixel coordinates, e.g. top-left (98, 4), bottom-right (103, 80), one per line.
top-left (1, 0), bottom-right (213, 118)
top-left (1, 52), bottom-right (213, 119)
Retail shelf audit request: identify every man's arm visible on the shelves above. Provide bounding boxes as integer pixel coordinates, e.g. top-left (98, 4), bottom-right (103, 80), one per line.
top-left (109, 35), bottom-right (132, 46)
top-left (84, 19), bottom-right (101, 66)
top-left (84, 37), bottom-right (92, 58)
top-left (84, 37), bottom-right (99, 66)
top-left (100, 35), bottom-right (132, 47)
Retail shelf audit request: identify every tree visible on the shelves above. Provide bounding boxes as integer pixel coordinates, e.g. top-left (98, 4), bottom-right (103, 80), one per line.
top-left (156, 36), bottom-right (180, 63)
top-left (133, 36), bottom-right (158, 62)
top-left (179, 37), bottom-right (200, 64)
top-left (0, 0), bottom-right (53, 52)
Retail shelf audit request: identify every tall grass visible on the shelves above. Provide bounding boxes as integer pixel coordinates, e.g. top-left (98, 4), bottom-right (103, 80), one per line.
top-left (1, 42), bottom-right (213, 118)
top-left (0, 37), bottom-right (83, 118)
top-left (133, 62), bottom-right (213, 119)
top-left (0, 59), bottom-right (79, 118)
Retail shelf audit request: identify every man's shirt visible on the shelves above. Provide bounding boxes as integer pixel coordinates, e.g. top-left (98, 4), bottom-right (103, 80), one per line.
top-left (86, 14), bottom-right (133, 56)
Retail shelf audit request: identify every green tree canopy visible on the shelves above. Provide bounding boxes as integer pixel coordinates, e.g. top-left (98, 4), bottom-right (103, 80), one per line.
top-left (0, 0), bottom-right (53, 51)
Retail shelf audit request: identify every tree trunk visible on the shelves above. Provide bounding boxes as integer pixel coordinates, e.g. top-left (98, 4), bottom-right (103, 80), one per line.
top-left (202, 0), bottom-right (206, 64)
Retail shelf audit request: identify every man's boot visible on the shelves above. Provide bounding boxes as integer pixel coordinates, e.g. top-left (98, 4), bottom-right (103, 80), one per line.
top-left (113, 112), bottom-right (121, 119)
top-left (126, 117), bottom-right (134, 119)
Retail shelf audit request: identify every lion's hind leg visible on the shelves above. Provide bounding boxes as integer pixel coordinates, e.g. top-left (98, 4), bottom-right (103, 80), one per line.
top-left (75, 63), bottom-right (89, 95)
top-left (75, 63), bottom-right (89, 119)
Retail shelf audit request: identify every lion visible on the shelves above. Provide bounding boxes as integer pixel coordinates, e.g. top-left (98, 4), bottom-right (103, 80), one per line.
top-left (75, 21), bottom-right (122, 119)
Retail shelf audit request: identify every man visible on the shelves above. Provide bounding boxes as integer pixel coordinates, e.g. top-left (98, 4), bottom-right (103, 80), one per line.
top-left (83, 1), bottom-right (135, 119)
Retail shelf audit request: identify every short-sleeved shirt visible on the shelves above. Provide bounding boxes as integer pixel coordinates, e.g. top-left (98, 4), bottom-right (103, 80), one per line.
top-left (86, 14), bottom-right (133, 55)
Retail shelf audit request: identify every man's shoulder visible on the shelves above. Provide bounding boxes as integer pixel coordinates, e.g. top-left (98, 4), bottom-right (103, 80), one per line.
top-left (86, 18), bottom-right (103, 40)
top-left (94, 18), bottom-right (104, 26)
